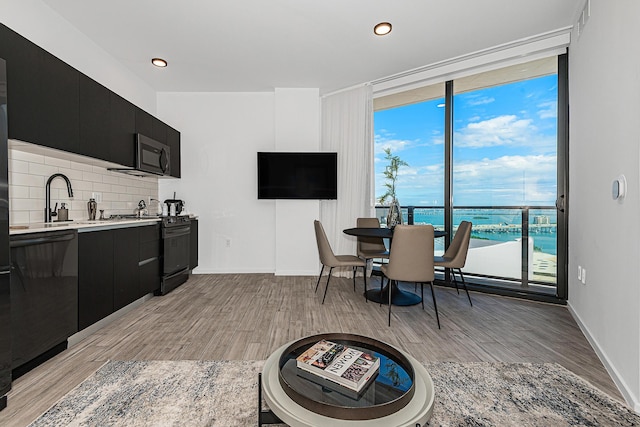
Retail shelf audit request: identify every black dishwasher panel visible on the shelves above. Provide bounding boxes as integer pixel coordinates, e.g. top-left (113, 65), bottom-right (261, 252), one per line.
top-left (10, 230), bottom-right (78, 374)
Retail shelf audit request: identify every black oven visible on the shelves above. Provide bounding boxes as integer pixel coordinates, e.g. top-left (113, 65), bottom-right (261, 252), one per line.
top-left (136, 133), bottom-right (170, 176)
top-left (159, 216), bottom-right (190, 295)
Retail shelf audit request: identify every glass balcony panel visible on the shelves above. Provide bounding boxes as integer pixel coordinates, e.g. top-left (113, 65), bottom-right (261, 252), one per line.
top-left (454, 208), bottom-right (522, 281)
top-left (529, 208), bottom-right (557, 285)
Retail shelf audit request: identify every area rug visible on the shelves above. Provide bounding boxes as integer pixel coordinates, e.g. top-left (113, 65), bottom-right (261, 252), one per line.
top-left (28, 360), bottom-right (640, 427)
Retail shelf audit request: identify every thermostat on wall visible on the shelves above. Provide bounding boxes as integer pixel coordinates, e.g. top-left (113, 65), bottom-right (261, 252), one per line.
top-left (612, 175), bottom-right (626, 200)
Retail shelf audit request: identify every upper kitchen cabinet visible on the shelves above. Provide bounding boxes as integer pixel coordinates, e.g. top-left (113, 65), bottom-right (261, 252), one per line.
top-left (0, 24), bottom-right (79, 152)
top-left (151, 116), bottom-right (167, 143)
top-left (166, 126), bottom-right (181, 178)
top-left (39, 52), bottom-right (79, 152)
top-left (0, 23), bottom-right (181, 175)
top-left (135, 107), bottom-right (153, 139)
top-left (0, 25), bottom-right (41, 144)
top-left (79, 74), bottom-right (111, 161)
top-left (110, 93), bottom-right (136, 167)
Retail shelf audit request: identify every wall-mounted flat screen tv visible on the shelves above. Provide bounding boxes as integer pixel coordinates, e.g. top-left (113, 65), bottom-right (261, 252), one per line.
top-left (258, 152), bottom-right (338, 200)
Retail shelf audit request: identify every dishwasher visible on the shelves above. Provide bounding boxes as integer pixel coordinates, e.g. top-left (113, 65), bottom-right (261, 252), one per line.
top-left (10, 229), bottom-right (78, 377)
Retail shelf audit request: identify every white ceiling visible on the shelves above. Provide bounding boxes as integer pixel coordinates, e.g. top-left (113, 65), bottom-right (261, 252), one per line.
top-left (42, 0), bottom-right (583, 94)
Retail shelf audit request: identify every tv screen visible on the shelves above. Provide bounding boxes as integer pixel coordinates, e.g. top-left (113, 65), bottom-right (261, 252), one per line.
top-left (258, 152), bottom-right (338, 200)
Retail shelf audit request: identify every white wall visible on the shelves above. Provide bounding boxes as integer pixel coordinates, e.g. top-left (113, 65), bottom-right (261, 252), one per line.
top-left (157, 90), bottom-right (321, 274)
top-left (0, 0), bottom-right (156, 113)
top-left (273, 88), bottom-right (321, 275)
top-left (568, 0), bottom-right (640, 409)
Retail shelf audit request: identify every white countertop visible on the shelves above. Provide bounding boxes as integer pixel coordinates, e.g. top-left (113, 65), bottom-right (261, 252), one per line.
top-left (9, 217), bottom-right (163, 235)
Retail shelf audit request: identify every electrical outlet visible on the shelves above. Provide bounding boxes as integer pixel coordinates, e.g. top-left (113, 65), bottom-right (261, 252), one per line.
top-left (225, 238), bottom-right (231, 248)
top-left (578, 266), bottom-right (582, 281)
top-left (581, 268), bottom-right (586, 284)
top-left (91, 192), bottom-right (102, 203)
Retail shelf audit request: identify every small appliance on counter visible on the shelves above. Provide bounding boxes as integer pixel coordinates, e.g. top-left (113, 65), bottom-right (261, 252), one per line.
top-left (87, 198), bottom-right (97, 220)
top-left (164, 192), bottom-right (185, 216)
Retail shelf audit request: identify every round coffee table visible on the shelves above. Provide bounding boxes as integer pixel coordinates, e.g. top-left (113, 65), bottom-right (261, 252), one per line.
top-left (261, 333), bottom-right (434, 426)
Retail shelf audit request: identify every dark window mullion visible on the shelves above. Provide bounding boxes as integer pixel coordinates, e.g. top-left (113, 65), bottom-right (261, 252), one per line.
top-left (444, 80), bottom-right (454, 249)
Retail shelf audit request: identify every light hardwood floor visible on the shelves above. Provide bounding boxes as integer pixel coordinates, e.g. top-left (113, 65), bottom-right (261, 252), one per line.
top-left (0, 273), bottom-right (624, 426)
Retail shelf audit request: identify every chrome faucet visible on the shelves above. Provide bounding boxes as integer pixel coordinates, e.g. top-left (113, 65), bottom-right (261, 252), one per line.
top-left (45, 173), bottom-right (74, 222)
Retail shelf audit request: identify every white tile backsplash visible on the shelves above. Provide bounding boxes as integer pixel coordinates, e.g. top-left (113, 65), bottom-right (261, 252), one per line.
top-left (8, 147), bottom-right (158, 224)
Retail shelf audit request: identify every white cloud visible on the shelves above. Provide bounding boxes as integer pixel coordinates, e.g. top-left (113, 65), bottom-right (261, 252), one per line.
top-left (453, 154), bottom-right (557, 204)
top-left (374, 130), bottom-right (415, 154)
top-left (537, 101), bottom-right (557, 119)
top-left (467, 96), bottom-right (495, 106)
top-left (455, 115), bottom-right (536, 148)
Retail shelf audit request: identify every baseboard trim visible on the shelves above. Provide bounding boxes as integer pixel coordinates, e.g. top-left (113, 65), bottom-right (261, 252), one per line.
top-left (69, 293), bottom-right (154, 347)
top-left (567, 301), bottom-right (639, 411)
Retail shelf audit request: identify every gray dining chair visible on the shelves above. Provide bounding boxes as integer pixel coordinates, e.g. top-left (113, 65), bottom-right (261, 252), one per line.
top-left (381, 224), bottom-right (439, 328)
top-left (434, 221), bottom-right (473, 306)
top-left (356, 217), bottom-right (389, 281)
top-left (314, 220), bottom-right (367, 304)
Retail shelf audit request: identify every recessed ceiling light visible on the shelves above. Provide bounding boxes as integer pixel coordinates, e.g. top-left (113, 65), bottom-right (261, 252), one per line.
top-left (374, 22), bottom-right (392, 36)
top-left (151, 58), bottom-right (168, 67)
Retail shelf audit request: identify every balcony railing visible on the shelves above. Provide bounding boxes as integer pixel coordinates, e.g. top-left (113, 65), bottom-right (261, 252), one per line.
top-left (375, 205), bottom-right (557, 289)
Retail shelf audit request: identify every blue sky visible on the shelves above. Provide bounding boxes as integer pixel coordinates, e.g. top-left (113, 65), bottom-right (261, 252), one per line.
top-left (374, 75), bottom-right (558, 207)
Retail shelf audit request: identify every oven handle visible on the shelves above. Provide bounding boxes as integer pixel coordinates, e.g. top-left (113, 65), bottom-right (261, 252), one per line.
top-left (162, 225), bottom-right (191, 238)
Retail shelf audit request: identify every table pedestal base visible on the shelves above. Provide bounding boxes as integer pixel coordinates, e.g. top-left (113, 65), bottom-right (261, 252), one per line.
top-left (365, 280), bottom-right (421, 306)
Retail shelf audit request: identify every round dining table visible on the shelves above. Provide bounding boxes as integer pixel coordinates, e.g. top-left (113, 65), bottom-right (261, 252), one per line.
top-left (343, 226), bottom-right (446, 306)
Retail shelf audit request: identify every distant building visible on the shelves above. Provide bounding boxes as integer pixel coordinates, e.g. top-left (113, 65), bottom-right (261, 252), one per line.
top-left (533, 215), bottom-right (550, 225)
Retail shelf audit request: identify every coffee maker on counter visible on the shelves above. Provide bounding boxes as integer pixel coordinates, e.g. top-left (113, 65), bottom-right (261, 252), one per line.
top-left (164, 192), bottom-right (184, 216)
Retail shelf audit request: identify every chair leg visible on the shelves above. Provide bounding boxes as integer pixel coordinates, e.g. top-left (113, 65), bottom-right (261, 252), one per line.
top-left (388, 279), bottom-right (393, 326)
top-left (322, 267), bottom-right (333, 304)
top-left (352, 266), bottom-right (356, 292)
top-left (315, 265), bottom-right (325, 293)
top-left (429, 281), bottom-right (441, 329)
top-left (380, 276), bottom-right (385, 307)
top-left (363, 266), bottom-right (368, 302)
top-left (450, 268), bottom-right (460, 294)
top-left (458, 268), bottom-right (473, 306)
top-left (420, 283), bottom-right (424, 309)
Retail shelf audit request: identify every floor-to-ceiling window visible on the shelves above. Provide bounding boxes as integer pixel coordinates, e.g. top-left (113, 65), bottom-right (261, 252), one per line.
top-left (374, 83), bottom-right (447, 253)
top-left (374, 56), bottom-right (568, 302)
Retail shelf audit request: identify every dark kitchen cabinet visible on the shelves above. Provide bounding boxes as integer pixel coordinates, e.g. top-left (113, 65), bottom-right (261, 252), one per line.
top-left (78, 223), bottom-right (160, 330)
top-left (110, 93), bottom-right (136, 167)
top-left (0, 25), bottom-right (41, 144)
top-left (39, 52), bottom-right (80, 152)
top-left (151, 116), bottom-right (167, 143)
top-left (79, 74), bottom-right (111, 161)
top-left (167, 126), bottom-right (181, 178)
top-left (113, 228), bottom-right (139, 311)
top-left (78, 230), bottom-right (114, 330)
top-left (0, 24), bottom-right (79, 152)
top-left (135, 107), bottom-right (153, 138)
top-left (0, 23), bottom-right (181, 172)
top-left (139, 223), bottom-right (160, 295)
top-left (189, 219), bottom-right (198, 270)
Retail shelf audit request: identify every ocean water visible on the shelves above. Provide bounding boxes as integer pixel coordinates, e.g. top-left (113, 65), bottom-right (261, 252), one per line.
top-left (380, 208), bottom-right (558, 256)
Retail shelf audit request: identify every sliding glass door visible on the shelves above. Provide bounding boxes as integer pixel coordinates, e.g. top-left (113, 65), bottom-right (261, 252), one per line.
top-left (374, 56), bottom-right (568, 302)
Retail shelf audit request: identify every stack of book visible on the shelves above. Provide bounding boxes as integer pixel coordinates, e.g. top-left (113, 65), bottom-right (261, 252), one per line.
top-left (296, 339), bottom-right (380, 393)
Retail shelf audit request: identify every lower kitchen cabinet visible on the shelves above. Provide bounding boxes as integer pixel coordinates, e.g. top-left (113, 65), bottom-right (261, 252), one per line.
top-left (113, 228), bottom-right (140, 311)
top-left (139, 223), bottom-right (161, 295)
top-left (78, 223), bottom-right (160, 330)
top-left (78, 230), bottom-right (114, 330)
top-left (190, 219), bottom-right (198, 270)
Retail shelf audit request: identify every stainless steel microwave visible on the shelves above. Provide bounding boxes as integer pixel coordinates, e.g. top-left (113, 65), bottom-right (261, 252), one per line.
top-left (136, 134), bottom-right (170, 176)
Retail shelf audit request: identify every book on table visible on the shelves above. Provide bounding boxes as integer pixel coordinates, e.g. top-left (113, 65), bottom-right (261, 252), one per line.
top-left (295, 339), bottom-right (380, 392)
